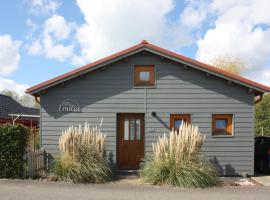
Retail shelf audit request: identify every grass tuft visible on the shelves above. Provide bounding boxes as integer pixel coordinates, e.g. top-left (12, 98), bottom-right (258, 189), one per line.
top-left (140, 123), bottom-right (218, 188)
top-left (52, 121), bottom-right (112, 183)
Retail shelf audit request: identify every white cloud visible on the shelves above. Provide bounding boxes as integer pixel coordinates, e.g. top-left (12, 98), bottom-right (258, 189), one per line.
top-left (75, 0), bottom-right (197, 62)
top-left (44, 14), bottom-right (73, 40)
top-left (196, 0), bottom-right (270, 85)
top-left (42, 34), bottom-right (74, 61)
top-left (27, 35), bottom-right (75, 62)
top-left (197, 23), bottom-right (270, 68)
top-left (26, 0), bottom-right (60, 16)
top-left (263, 70), bottom-right (270, 85)
top-left (246, 67), bottom-right (270, 87)
top-left (0, 35), bottom-right (21, 76)
top-left (24, 0), bottom-right (210, 66)
top-left (180, 0), bottom-right (209, 29)
top-left (27, 40), bottom-right (42, 55)
top-left (26, 14), bottom-right (84, 64)
top-left (26, 19), bottom-right (37, 33)
top-left (0, 78), bottom-right (29, 97)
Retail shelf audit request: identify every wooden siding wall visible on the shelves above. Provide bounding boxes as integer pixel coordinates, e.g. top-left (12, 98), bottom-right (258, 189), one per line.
top-left (40, 53), bottom-right (254, 176)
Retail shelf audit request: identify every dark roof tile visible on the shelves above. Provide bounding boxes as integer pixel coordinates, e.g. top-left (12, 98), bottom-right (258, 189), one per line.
top-left (0, 94), bottom-right (39, 119)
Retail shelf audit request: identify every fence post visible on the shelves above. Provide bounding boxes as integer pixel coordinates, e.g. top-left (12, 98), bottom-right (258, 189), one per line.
top-left (45, 152), bottom-right (49, 171)
top-left (28, 151), bottom-right (32, 177)
top-left (19, 152), bottom-right (24, 178)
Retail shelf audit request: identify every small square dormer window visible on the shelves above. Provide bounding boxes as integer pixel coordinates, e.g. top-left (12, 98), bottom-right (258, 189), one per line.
top-left (134, 65), bottom-right (155, 86)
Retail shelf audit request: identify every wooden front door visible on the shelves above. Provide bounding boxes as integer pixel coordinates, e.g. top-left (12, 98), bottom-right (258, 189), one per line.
top-left (117, 113), bottom-right (144, 169)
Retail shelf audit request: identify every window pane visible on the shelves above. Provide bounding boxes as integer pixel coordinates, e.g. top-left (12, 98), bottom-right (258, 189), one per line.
top-left (124, 119), bottom-right (129, 140)
top-left (140, 71), bottom-right (150, 81)
top-left (136, 119), bottom-right (141, 140)
top-left (174, 120), bottom-right (183, 129)
top-left (130, 119), bottom-right (136, 140)
top-left (216, 119), bottom-right (227, 129)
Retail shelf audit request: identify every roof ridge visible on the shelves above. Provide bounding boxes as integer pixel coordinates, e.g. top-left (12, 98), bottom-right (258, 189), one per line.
top-left (0, 94), bottom-right (11, 97)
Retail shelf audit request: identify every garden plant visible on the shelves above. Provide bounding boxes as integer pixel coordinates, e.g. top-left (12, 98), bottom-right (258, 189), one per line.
top-left (0, 124), bottom-right (28, 178)
top-left (140, 123), bottom-right (218, 188)
top-left (53, 121), bottom-right (112, 183)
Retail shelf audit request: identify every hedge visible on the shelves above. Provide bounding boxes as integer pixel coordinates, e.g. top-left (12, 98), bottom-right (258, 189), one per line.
top-left (0, 124), bottom-right (28, 178)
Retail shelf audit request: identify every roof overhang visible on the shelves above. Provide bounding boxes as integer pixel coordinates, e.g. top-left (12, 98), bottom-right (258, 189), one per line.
top-left (26, 40), bottom-right (270, 95)
top-left (8, 114), bottom-right (40, 118)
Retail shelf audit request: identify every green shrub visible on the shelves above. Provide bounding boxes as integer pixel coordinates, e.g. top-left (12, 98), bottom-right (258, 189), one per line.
top-left (140, 123), bottom-right (218, 188)
top-left (0, 124), bottom-right (28, 178)
top-left (52, 122), bottom-right (112, 183)
top-left (255, 94), bottom-right (270, 136)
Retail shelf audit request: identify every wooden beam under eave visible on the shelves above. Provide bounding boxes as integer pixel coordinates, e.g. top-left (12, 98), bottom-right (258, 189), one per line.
top-left (123, 57), bottom-right (129, 62)
top-left (33, 93), bottom-right (40, 97)
top-left (80, 74), bottom-right (87, 79)
top-left (227, 80), bottom-right (232, 85)
top-left (206, 73), bottom-right (211, 78)
top-left (100, 66), bottom-right (107, 71)
top-left (142, 50), bottom-right (147, 56)
top-left (60, 82), bottom-right (66, 88)
top-left (247, 88), bottom-right (253, 94)
top-left (183, 65), bottom-right (189, 70)
top-left (160, 56), bottom-right (165, 62)
top-left (40, 90), bottom-right (47, 95)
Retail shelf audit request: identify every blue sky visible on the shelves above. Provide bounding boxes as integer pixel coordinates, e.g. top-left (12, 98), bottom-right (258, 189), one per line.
top-left (0, 0), bottom-right (270, 96)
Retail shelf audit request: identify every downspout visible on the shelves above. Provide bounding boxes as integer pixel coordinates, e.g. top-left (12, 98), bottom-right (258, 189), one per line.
top-left (144, 88), bottom-right (147, 113)
top-left (255, 94), bottom-right (263, 104)
top-left (34, 95), bottom-right (40, 105)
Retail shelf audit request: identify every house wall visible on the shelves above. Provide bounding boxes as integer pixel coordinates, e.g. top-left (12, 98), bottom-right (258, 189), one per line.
top-left (40, 52), bottom-right (254, 176)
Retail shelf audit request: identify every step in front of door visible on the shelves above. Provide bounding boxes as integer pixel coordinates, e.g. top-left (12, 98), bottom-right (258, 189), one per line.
top-left (116, 170), bottom-right (139, 179)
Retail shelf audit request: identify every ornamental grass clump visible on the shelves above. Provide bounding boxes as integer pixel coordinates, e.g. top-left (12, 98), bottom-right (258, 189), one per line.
top-left (140, 123), bottom-right (218, 188)
top-left (52, 121), bottom-right (112, 183)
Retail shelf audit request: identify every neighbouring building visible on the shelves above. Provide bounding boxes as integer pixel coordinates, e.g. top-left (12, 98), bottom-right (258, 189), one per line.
top-left (0, 94), bottom-right (39, 128)
top-left (26, 40), bottom-right (270, 176)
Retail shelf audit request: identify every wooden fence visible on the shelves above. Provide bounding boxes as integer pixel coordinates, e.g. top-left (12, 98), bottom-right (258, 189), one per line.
top-left (24, 149), bottom-right (45, 177)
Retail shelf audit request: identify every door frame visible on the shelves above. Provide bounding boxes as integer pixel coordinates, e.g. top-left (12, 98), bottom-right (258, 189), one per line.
top-left (116, 113), bottom-right (145, 169)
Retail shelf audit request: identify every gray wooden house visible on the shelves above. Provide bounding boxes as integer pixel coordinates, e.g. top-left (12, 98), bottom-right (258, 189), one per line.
top-left (27, 40), bottom-right (270, 175)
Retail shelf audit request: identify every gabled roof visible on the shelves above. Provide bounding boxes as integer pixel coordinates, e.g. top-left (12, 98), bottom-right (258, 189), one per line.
top-left (26, 40), bottom-right (270, 95)
top-left (0, 94), bottom-right (39, 119)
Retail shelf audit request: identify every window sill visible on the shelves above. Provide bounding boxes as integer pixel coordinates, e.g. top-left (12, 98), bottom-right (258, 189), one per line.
top-left (133, 86), bottom-right (156, 89)
top-left (211, 135), bottom-right (234, 138)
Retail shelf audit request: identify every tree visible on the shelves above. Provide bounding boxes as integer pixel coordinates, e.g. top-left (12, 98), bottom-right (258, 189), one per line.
top-left (210, 57), bottom-right (245, 75)
top-left (255, 94), bottom-right (270, 136)
top-left (1, 90), bottom-right (39, 108)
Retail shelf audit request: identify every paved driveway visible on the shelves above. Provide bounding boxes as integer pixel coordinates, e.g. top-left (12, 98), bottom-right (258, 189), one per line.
top-left (252, 175), bottom-right (270, 186)
top-left (0, 179), bottom-right (270, 200)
